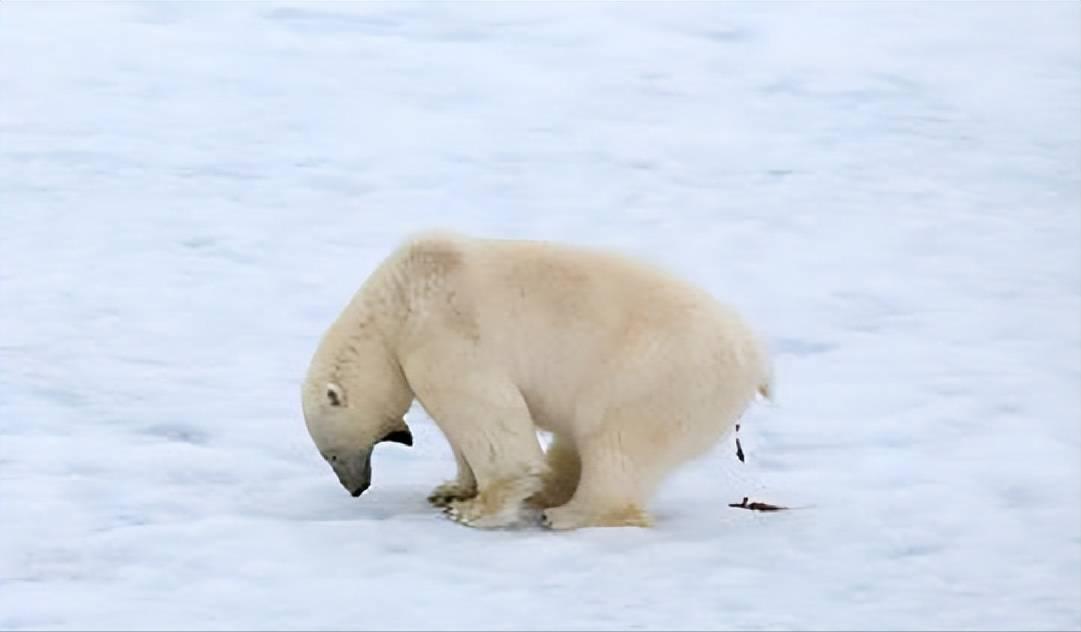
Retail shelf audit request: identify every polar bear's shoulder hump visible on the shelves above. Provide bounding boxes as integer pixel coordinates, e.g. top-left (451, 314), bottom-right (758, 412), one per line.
top-left (393, 229), bottom-right (473, 272)
top-left (399, 229), bottom-right (469, 253)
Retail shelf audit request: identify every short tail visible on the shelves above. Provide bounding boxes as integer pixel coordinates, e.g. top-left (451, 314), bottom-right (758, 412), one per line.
top-left (756, 359), bottom-right (775, 402)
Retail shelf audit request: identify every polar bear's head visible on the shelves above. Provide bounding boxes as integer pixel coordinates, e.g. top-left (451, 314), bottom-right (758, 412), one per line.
top-left (301, 375), bottom-right (414, 498)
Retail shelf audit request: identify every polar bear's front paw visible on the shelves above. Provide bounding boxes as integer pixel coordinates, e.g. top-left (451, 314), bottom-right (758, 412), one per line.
top-left (442, 496), bottom-right (520, 529)
top-left (427, 481), bottom-right (477, 508)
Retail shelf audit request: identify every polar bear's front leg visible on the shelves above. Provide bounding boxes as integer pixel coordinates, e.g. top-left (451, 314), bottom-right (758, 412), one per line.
top-left (427, 447), bottom-right (477, 508)
top-left (406, 353), bottom-right (547, 529)
top-left (438, 398), bottom-right (546, 528)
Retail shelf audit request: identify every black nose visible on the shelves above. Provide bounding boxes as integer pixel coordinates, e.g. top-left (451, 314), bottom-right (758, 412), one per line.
top-left (350, 482), bottom-right (370, 497)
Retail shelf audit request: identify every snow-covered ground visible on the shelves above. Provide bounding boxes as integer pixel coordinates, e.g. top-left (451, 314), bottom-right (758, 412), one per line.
top-left (1, 2), bottom-right (1079, 630)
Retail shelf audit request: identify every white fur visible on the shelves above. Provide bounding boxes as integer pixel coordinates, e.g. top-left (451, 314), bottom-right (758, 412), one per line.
top-left (302, 231), bottom-right (773, 530)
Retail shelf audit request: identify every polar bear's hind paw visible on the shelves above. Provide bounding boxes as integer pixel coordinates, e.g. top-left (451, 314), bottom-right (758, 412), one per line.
top-left (541, 504), bottom-right (653, 530)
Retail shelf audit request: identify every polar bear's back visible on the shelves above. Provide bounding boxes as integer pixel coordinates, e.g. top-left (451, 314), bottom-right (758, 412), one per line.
top-left (397, 232), bottom-right (771, 438)
top-left (400, 230), bottom-right (764, 355)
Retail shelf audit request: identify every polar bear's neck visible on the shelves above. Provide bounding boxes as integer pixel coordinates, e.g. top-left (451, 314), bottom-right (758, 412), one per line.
top-left (355, 234), bottom-right (465, 344)
top-left (310, 234), bottom-right (465, 418)
top-left (315, 299), bottom-right (414, 421)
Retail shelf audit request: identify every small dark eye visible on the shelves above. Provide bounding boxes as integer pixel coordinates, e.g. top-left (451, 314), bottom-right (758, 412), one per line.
top-left (330, 455), bottom-right (338, 463)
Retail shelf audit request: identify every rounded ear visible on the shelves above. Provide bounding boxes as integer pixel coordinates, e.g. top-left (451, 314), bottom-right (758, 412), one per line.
top-left (326, 382), bottom-right (345, 407)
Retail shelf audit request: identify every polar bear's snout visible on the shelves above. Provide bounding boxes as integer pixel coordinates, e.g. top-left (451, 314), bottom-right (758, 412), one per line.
top-left (330, 450), bottom-right (373, 498)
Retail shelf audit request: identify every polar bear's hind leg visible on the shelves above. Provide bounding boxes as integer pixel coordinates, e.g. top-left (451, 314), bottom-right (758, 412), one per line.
top-left (540, 431), bottom-right (656, 530)
top-left (526, 434), bottom-right (581, 510)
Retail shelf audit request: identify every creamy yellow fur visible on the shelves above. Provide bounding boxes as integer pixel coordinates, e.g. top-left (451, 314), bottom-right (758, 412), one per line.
top-left (302, 230), bottom-right (773, 530)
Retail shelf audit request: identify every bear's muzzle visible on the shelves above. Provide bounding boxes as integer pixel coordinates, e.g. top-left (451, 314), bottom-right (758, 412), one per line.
top-left (332, 450), bottom-right (373, 498)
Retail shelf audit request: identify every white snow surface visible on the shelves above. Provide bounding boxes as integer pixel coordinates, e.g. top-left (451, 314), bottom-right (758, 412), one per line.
top-left (1, 2), bottom-right (1079, 630)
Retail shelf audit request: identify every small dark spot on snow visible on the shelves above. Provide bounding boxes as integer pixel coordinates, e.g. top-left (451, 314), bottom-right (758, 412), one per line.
top-left (143, 424), bottom-right (208, 445)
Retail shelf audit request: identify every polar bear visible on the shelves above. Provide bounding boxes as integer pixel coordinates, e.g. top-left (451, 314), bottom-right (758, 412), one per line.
top-left (301, 230), bottom-right (773, 530)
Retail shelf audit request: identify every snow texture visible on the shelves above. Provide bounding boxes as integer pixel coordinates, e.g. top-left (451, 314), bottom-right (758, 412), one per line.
top-left (1, 2), bottom-right (1079, 630)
